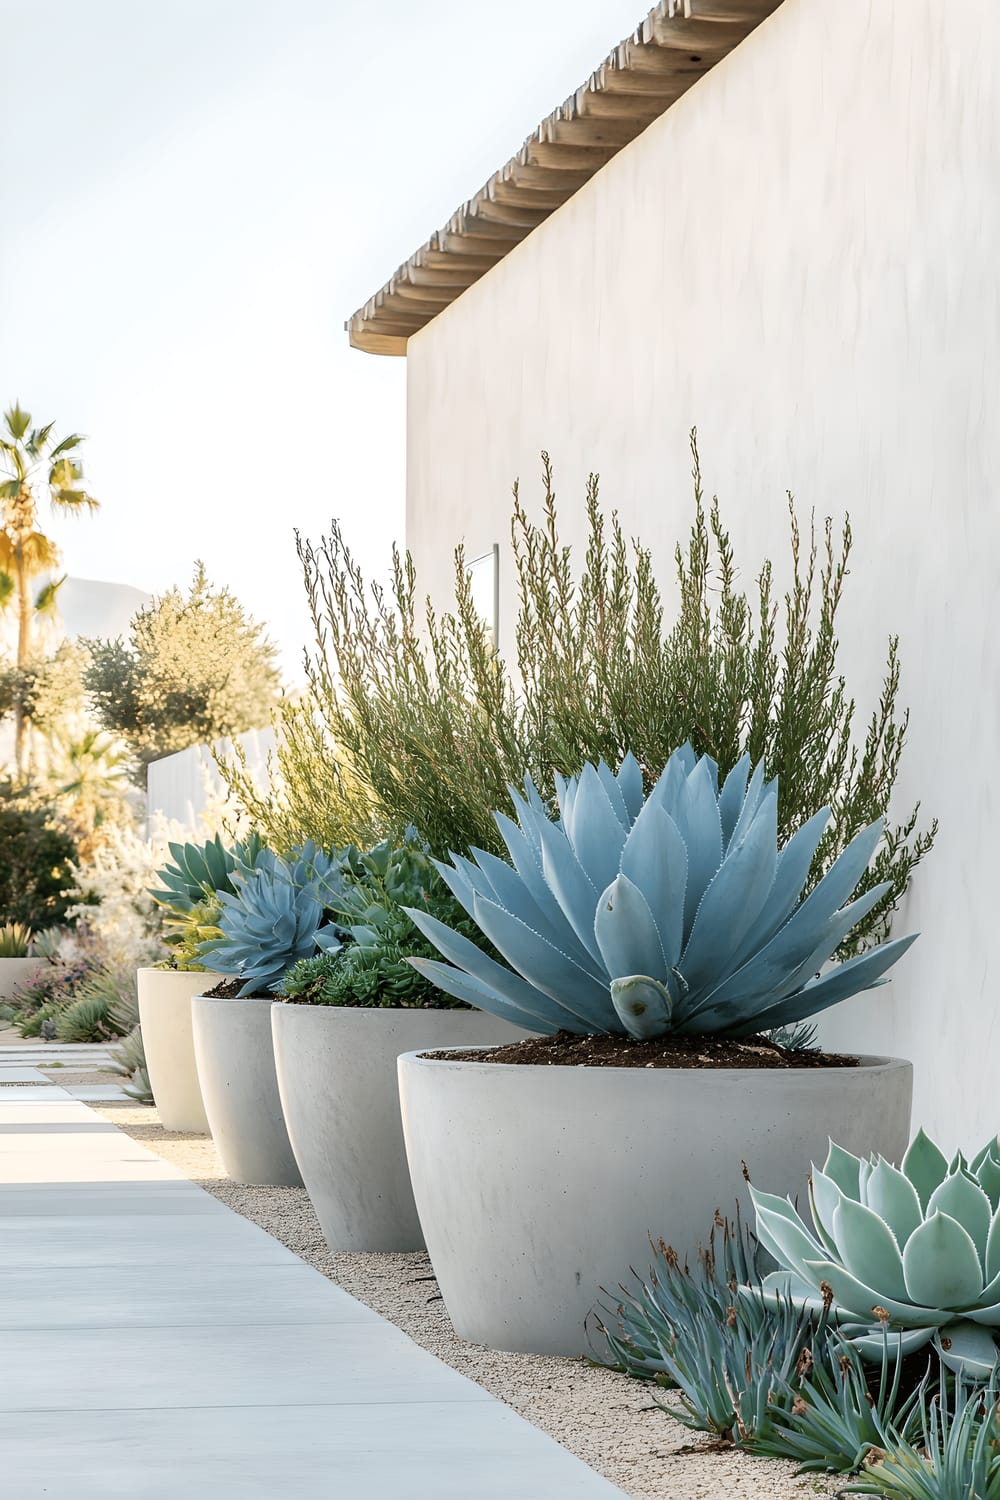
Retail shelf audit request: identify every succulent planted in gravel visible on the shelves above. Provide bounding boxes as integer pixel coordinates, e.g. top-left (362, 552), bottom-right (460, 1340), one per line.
top-left (752, 1131), bottom-right (1000, 1379)
top-left (405, 744), bottom-right (916, 1039)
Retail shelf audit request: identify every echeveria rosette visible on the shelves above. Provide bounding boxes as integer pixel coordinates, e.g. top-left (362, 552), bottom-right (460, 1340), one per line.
top-left (403, 744), bottom-right (916, 1039)
top-left (751, 1131), bottom-right (1000, 1378)
top-left (199, 843), bottom-right (347, 997)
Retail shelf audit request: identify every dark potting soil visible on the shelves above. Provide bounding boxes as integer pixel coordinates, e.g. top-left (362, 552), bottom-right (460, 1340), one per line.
top-left (422, 1030), bottom-right (861, 1069)
top-left (202, 977), bottom-right (267, 999)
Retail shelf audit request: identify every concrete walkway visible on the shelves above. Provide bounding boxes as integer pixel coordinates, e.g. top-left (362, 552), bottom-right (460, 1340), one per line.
top-left (0, 1082), bottom-right (627, 1499)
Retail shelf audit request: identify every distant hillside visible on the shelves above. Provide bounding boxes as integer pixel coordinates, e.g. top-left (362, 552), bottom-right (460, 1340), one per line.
top-left (57, 576), bottom-right (151, 641)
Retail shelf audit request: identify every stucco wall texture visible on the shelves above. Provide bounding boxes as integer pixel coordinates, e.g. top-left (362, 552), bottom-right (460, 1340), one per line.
top-left (402, 0), bottom-right (1000, 1151)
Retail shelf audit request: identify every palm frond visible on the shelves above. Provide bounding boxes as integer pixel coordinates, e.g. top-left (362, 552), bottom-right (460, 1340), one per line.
top-left (25, 423), bottom-right (54, 459)
top-left (4, 404), bottom-right (30, 441)
top-left (34, 574), bottom-right (66, 617)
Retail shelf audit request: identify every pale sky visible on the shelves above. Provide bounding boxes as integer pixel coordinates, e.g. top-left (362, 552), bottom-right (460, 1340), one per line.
top-left (1, 0), bottom-right (646, 676)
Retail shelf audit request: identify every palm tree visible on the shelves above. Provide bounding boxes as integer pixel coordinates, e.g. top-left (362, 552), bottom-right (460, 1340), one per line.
top-left (0, 403), bottom-right (99, 772)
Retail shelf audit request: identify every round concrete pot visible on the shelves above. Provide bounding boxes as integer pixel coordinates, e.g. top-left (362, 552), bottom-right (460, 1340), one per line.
top-left (0, 956), bottom-right (48, 1003)
top-left (272, 1005), bottom-right (527, 1251)
top-left (191, 994), bottom-right (302, 1186)
top-left (136, 969), bottom-right (220, 1133)
top-left (398, 1049), bottom-right (913, 1356)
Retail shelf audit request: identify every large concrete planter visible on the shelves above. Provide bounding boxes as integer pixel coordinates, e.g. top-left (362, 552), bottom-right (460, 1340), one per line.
top-left (398, 1049), bottom-right (913, 1356)
top-left (191, 995), bottom-right (302, 1186)
top-left (272, 1005), bottom-right (527, 1251)
top-left (136, 969), bottom-right (220, 1133)
top-left (0, 957), bottom-right (46, 1003)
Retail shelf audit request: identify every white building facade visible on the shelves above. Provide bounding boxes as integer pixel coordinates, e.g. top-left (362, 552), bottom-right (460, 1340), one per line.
top-left (352, 0), bottom-right (1000, 1150)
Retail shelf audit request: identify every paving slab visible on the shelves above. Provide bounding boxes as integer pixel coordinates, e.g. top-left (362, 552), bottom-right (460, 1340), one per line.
top-left (0, 1091), bottom-right (626, 1500)
top-left (0, 1403), bottom-right (615, 1499)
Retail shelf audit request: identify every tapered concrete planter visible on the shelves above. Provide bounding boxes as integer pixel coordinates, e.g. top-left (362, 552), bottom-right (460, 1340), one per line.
top-left (191, 995), bottom-right (302, 1186)
top-left (0, 957), bottom-right (46, 1002)
top-left (136, 969), bottom-right (220, 1133)
top-left (398, 1050), bottom-right (913, 1357)
top-left (272, 1005), bottom-right (527, 1251)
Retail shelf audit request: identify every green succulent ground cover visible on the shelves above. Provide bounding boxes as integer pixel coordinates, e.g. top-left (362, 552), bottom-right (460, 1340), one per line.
top-left (596, 1204), bottom-right (1000, 1498)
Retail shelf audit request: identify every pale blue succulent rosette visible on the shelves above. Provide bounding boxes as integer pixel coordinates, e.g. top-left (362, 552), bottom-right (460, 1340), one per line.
top-left (199, 842), bottom-right (347, 996)
top-left (751, 1130), bottom-right (1000, 1379)
top-left (404, 743), bottom-right (916, 1039)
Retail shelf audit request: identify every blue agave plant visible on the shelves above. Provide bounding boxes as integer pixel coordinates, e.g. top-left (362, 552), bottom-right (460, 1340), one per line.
top-left (404, 745), bottom-right (916, 1039)
top-left (200, 842), bottom-right (347, 996)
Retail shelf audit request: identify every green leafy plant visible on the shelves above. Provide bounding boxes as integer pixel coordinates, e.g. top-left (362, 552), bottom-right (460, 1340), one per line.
top-left (407, 745), bottom-right (915, 1038)
top-left (752, 1131), bottom-right (1000, 1379)
top-left (149, 832), bottom-right (262, 967)
top-left (52, 967), bottom-right (136, 1044)
top-left (0, 779), bottom-right (78, 929)
top-left (107, 1025), bottom-right (153, 1104)
top-left (0, 921), bottom-right (33, 957)
top-left (84, 562), bottom-right (281, 784)
top-left (279, 837), bottom-right (498, 1010)
top-left (239, 438), bottom-right (934, 954)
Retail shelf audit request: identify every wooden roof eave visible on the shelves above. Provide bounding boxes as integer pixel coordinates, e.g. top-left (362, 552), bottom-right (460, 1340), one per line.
top-left (346, 0), bottom-right (781, 355)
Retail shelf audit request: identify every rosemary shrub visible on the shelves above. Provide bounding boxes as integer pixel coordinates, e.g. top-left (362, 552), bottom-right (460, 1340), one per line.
top-left (224, 436), bottom-right (934, 952)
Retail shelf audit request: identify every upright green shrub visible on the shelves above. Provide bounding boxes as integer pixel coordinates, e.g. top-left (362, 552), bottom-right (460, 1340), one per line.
top-left (224, 437), bottom-right (934, 951)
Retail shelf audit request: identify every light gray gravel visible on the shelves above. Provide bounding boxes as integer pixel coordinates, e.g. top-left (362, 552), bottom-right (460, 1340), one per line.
top-left (93, 1102), bottom-right (839, 1500)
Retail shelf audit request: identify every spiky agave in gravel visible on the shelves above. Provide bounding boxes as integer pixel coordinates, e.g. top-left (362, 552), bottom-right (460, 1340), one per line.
top-left (405, 744), bottom-right (916, 1038)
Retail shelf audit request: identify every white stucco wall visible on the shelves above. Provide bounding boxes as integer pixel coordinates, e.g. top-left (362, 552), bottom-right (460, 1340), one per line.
top-left (403, 0), bottom-right (1000, 1151)
top-left (146, 728), bottom-right (276, 834)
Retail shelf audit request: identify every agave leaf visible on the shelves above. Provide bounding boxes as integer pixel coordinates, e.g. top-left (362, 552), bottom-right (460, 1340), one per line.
top-left (831, 1196), bottom-right (909, 1301)
top-left (564, 762), bottom-right (630, 896)
top-left (406, 956), bottom-right (567, 1033)
top-left (724, 806), bottom-right (831, 971)
top-left (865, 1158), bottom-right (924, 1249)
top-left (822, 1142), bottom-right (865, 1200)
top-left (810, 1169), bottom-right (847, 1254)
top-left (724, 757), bottom-right (767, 853)
top-left (403, 906), bottom-right (589, 1032)
top-left (902, 1212), bottom-right (984, 1308)
top-left (717, 753), bottom-right (751, 849)
top-left (750, 1189), bottom-right (824, 1281)
top-left (927, 1174), bottom-right (993, 1264)
top-left (610, 976), bottom-right (674, 1039)
top-left (975, 1141), bottom-right (1000, 1212)
top-left (903, 1129), bottom-right (951, 1212)
top-left (619, 802), bottom-right (687, 971)
top-left (616, 750), bottom-right (644, 822)
top-left (469, 891), bottom-right (616, 1029)
top-left (848, 1326), bottom-right (936, 1362)
top-left (801, 1257), bottom-right (947, 1326)
top-left (674, 792), bottom-right (778, 995)
top-left (743, 933), bottom-right (917, 1035)
top-left (470, 846), bottom-right (579, 954)
top-left (933, 1320), bottom-right (1000, 1379)
top-left (595, 758), bottom-right (631, 830)
top-left (532, 813), bottom-right (605, 969)
top-left (674, 758), bottom-right (724, 936)
top-left (986, 1207), bottom-right (1000, 1286)
top-left (594, 874), bottom-right (668, 983)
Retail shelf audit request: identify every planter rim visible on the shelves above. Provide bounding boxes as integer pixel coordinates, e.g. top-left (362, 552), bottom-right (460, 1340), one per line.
top-left (398, 1047), bottom-right (910, 1077)
top-left (137, 965), bottom-right (220, 977)
top-left (191, 992), bottom-right (276, 1005)
top-left (274, 1002), bottom-right (475, 1016)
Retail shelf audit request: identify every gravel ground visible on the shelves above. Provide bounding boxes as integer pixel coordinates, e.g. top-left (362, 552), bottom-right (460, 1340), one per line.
top-left (92, 1102), bottom-right (838, 1500)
